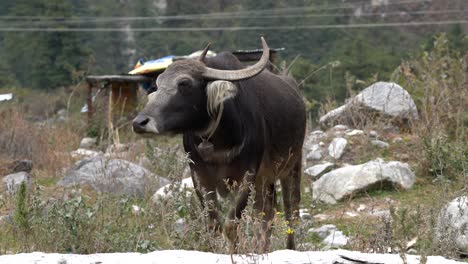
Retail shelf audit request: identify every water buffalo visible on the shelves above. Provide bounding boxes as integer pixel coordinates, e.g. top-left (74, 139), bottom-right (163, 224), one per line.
top-left (133, 38), bottom-right (306, 252)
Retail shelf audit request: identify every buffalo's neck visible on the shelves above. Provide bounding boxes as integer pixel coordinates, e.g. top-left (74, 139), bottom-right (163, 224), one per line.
top-left (184, 98), bottom-right (261, 164)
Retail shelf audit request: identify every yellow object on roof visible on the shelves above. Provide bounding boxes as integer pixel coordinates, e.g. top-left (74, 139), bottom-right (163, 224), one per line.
top-left (128, 56), bottom-right (173, 75)
top-left (128, 50), bottom-right (216, 75)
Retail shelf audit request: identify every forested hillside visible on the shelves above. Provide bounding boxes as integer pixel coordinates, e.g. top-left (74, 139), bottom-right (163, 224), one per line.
top-left (0, 0), bottom-right (466, 112)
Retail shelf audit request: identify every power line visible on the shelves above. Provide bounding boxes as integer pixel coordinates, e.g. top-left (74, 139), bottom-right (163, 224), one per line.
top-left (0, 0), bottom-right (434, 21)
top-left (0, 20), bottom-right (466, 32)
top-left (0, 9), bottom-right (464, 25)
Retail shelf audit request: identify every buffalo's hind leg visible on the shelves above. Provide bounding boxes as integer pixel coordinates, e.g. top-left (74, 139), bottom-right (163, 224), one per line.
top-left (280, 159), bottom-right (301, 250)
top-left (253, 180), bottom-right (276, 253)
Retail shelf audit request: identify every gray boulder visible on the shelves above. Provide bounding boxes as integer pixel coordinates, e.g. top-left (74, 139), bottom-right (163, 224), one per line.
top-left (320, 82), bottom-right (418, 127)
top-left (436, 196), bottom-right (468, 254)
top-left (2, 172), bottom-right (31, 195)
top-left (58, 156), bottom-right (169, 196)
top-left (313, 158), bottom-right (415, 204)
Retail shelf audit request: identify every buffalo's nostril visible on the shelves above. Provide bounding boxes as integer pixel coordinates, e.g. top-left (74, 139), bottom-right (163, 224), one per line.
top-left (139, 117), bottom-right (149, 126)
top-left (133, 115), bottom-right (150, 133)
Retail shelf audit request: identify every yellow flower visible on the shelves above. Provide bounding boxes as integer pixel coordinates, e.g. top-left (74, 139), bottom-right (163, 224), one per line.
top-left (285, 228), bottom-right (294, 235)
top-left (276, 211), bottom-right (282, 215)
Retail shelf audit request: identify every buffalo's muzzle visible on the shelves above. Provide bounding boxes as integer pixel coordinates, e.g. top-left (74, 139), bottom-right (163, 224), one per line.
top-left (132, 114), bottom-right (151, 134)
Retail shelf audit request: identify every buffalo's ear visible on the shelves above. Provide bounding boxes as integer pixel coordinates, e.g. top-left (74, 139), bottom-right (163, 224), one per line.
top-left (206, 81), bottom-right (237, 116)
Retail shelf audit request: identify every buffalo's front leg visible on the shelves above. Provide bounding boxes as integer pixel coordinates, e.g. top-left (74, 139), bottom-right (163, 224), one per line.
top-left (224, 171), bottom-right (256, 251)
top-left (191, 167), bottom-right (223, 233)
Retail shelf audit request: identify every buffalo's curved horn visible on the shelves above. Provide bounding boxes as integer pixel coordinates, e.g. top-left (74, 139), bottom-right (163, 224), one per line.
top-left (202, 37), bottom-right (270, 81)
top-left (199, 43), bottom-right (211, 62)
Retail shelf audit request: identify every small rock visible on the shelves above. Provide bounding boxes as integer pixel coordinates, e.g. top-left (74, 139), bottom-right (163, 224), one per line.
top-left (332, 125), bottom-right (349, 131)
top-left (153, 177), bottom-right (194, 201)
top-left (369, 130), bottom-right (379, 138)
top-left (346, 129), bottom-right (364, 137)
top-left (308, 224), bottom-right (337, 239)
top-left (328, 137), bottom-right (347, 159)
top-left (313, 214), bottom-right (332, 221)
top-left (174, 218), bottom-right (185, 233)
top-left (407, 249), bottom-right (418, 254)
top-left (371, 139), bottom-right (389, 148)
top-left (79, 137), bottom-right (97, 149)
top-left (308, 224), bottom-right (348, 247)
top-left (0, 213), bottom-right (13, 224)
top-left (106, 143), bottom-right (130, 154)
top-left (368, 209), bottom-right (391, 219)
top-left (2, 172), bottom-right (30, 195)
top-left (323, 230), bottom-right (348, 247)
top-left (71, 148), bottom-right (103, 158)
top-left (393, 137), bottom-right (403, 143)
top-left (304, 162), bottom-right (334, 178)
top-left (345, 211), bottom-right (359, 217)
top-left (357, 204), bottom-right (367, 212)
top-left (306, 145), bottom-right (322, 161)
top-left (304, 130), bottom-right (326, 150)
top-left (299, 209), bottom-right (311, 220)
top-left (318, 141), bottom-right (325, 147)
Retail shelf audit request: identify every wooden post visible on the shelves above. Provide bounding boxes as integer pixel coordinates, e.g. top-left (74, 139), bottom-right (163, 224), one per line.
top-left (86, 82), bottom-right (94, 123)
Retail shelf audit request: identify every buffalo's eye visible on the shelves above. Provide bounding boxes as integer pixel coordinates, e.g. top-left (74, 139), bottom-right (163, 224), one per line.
top-left (177, 78), bottom-right (193, 95)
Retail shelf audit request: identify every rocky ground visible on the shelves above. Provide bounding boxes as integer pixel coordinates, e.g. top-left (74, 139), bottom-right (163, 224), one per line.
top-left (1, 82), bottom-right (466, 262)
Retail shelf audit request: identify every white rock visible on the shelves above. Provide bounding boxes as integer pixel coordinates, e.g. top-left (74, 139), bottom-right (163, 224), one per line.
top-left (323, 230), bottom-right (349, 247)
top-left (2, 172), bottom-right (30, 195)
top-left (369, 130), bottom-right (379, 138)
top-left (304, 130), bottom-right (326, 150)
top-left (357, 204), bottom-right (367, 212)
top-left (308, 224), bottom-right (338, 239)
top-left (71, 148), bottom-right (103, 158)
top-left (313, 214), bottom-right (333, 221)
top-left (306, 144), bottom-right (322, 161)
top-left (79, 137), bottom-right (97, 149)
top-left (313, 158), bottom-right (415, 204)
top-left (328, 138), bottom-right (347, 159)
top-left (436, 196), bottom-right (468, 254)
top-left (346, 129), bottom-right (364, 136)
top-left (304, 162), bottom-right (335, 178)
top-left (368, 209), bottom-right (391, 219)
top-left (299, 209), bottom-right (312, 220)
top-left (345, 211), bottom-right (359, 218)
top-left (393, 137), bottom-right (403, 143)
top-left (308, 224), bottom-right (349, 247)
top-left (174, 218), bottom-right (185, 233)
top-left (371, 139), bottom-right (390, 148)
top-left (153, 177), bottom-right (194, 201)
top-left (0, 249), bottom-right (463, 264)
top-left (332, 125), bottom-right (349, 131)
